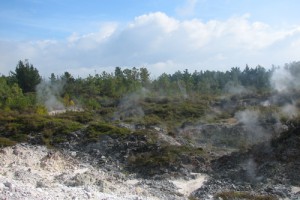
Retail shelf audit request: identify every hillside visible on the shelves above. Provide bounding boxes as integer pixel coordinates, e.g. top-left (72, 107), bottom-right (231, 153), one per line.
top-left (1, 63), bottom-right (300, 199)
top-left (0, 90), bottom-right (299, 199)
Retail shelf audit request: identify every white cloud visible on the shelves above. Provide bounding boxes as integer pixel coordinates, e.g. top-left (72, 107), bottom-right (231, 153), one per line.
top-left (67, 23), bottom-right (118, 50)
top-left (176, 0), bottom-right (199, 17)
top-left (130, 12), bottom-right (179, 33)
top-left (1, 12), bottom-right (300, 77)
top-left (67, 33), bottom-right (80, 43)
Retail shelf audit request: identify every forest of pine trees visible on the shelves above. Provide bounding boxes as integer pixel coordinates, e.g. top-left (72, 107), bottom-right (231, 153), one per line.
top-left (1, 60), bottom-right (300, 112)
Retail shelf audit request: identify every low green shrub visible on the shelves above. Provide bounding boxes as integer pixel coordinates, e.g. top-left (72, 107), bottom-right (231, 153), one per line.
top-left (143, 114), bottom-right (162, 126)
top-left (127, 145), bottom-right (204, 173)
top-left (0, 137), bottom-right (16, 147)
top-left (215, 191), bottom-right (278, 200)
top-left (85, 122), bottom-right (131, 139)
top-left (0, 112), bottom-right (84, 145)
top-left (55, 111), bottom-right (94, 124)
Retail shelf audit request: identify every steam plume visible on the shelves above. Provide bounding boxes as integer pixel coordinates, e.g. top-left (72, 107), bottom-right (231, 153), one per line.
top-left (224, 81), bottom-right (249, 95)
top-left (270, 67), bottom-right (294, 93)
top-left (114, 88), bottom-right (148, 120)
top-left (235, 110), bottom-right (270, 143)
top-left (270, 66), bottom-right (300, 119)
top-left (36, 80), bottom-right (65, 112)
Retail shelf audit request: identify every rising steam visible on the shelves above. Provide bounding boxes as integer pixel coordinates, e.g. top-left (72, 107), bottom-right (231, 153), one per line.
top-left (224, 81), bottom-right (249, 95)
top-left (36, 80), bottom-right (65, 112)
top-left (281, 102), bottom-right (298, 119)
top-left (235, 109), bottom-right (271, 143)
top-left (270, 66), bottom-right (299, 119)
top-left (114, 88), bottom-right (148, 120)
top-left (177, 81), bottom-right (188, 99)
top-left (270, 67), bottom-right (294, 93)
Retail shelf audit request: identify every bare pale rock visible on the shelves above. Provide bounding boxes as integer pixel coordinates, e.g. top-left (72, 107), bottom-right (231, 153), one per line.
top-left (0, 144), bottom-right (191, 200)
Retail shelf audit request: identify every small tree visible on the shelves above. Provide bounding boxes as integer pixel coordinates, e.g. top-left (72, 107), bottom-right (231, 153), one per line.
top-left (11, 60), bottom-right (41, 93)
top-left (0, 81), bottom-right (30, 110)
top-left (140, 67), bottom-right (150, 87)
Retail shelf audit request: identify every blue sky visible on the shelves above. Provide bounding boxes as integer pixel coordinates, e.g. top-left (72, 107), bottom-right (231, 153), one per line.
top-left (1, 0), bottom-right (300, 77)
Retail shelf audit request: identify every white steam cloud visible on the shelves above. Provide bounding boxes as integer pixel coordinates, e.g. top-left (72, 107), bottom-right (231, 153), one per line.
top-left (270, 67), bottom-right (295, 93)
top-left (235, 110), bottom-right (271, 143)
top-left (242, 157), bottom-right (263, 183)
top-left (36, 80), bottom-right (65, 112)
top-left (281, 102), bottom-right (298, 119)
top-left (270, 66), bottom-right (300, 119)
top-left (114, 88), bottom-right (148, 120)
top-left (224, 81), bottom-right (249, 95)
top-left (177, 81), bottom-right (188, 99)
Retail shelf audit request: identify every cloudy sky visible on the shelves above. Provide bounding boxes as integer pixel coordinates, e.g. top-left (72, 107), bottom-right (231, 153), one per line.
top-left (0, 0), bottom-right (300, 77)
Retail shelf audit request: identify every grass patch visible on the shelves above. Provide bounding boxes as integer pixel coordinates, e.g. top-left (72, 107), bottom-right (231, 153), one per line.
top-left (0, 137), bottom-right (16, 147)
top-left (85, 121), bottom-right (131, 140)
top-left (143, 98), bottom-right (208, 120)
top-left (215, 191), bottom-right (278, 200)
top-left (0, 112), bottom-right (84, 145)
top-left (55, 111), bottom-right (94, 124)
top-left (127, 145), bottom-right (204, 175)
top-left (133, 129), bottom-right (159, 144)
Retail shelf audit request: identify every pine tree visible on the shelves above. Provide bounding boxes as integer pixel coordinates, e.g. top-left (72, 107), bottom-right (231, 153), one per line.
top-left (11, 60), bottom-right (41, 93)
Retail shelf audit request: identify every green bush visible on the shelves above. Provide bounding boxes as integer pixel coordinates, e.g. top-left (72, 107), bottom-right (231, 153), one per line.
top-left (55, 111), bottom-right (95, 124)
top-left (0, 137), bottom-right (16, 147)
top-left (127, 145), bottom-right (204, 172)
top-left (143, 114), bottom-right (162, 126)
top-left (142, 98), bottom-right (208, 124)
top-left (85, 122), bottom-right (130, 139)
top-left (215, 191), bottom-right (278, 200)
top-left (0, 112), bottom-right (83, 145)
top-left (48, 118), bottom-right (83, 134)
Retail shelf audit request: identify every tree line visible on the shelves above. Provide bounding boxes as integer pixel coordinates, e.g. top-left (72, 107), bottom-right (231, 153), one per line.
top-left (1, 60), bottom-right (300, 112)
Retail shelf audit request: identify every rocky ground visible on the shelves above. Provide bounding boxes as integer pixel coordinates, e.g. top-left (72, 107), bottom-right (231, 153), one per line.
top-left (193, 126), bottom-right (300, 200)
top-left (0, 143), bottom-right (207, 200)
top-left (1, 120), bottom-right (300, 199)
